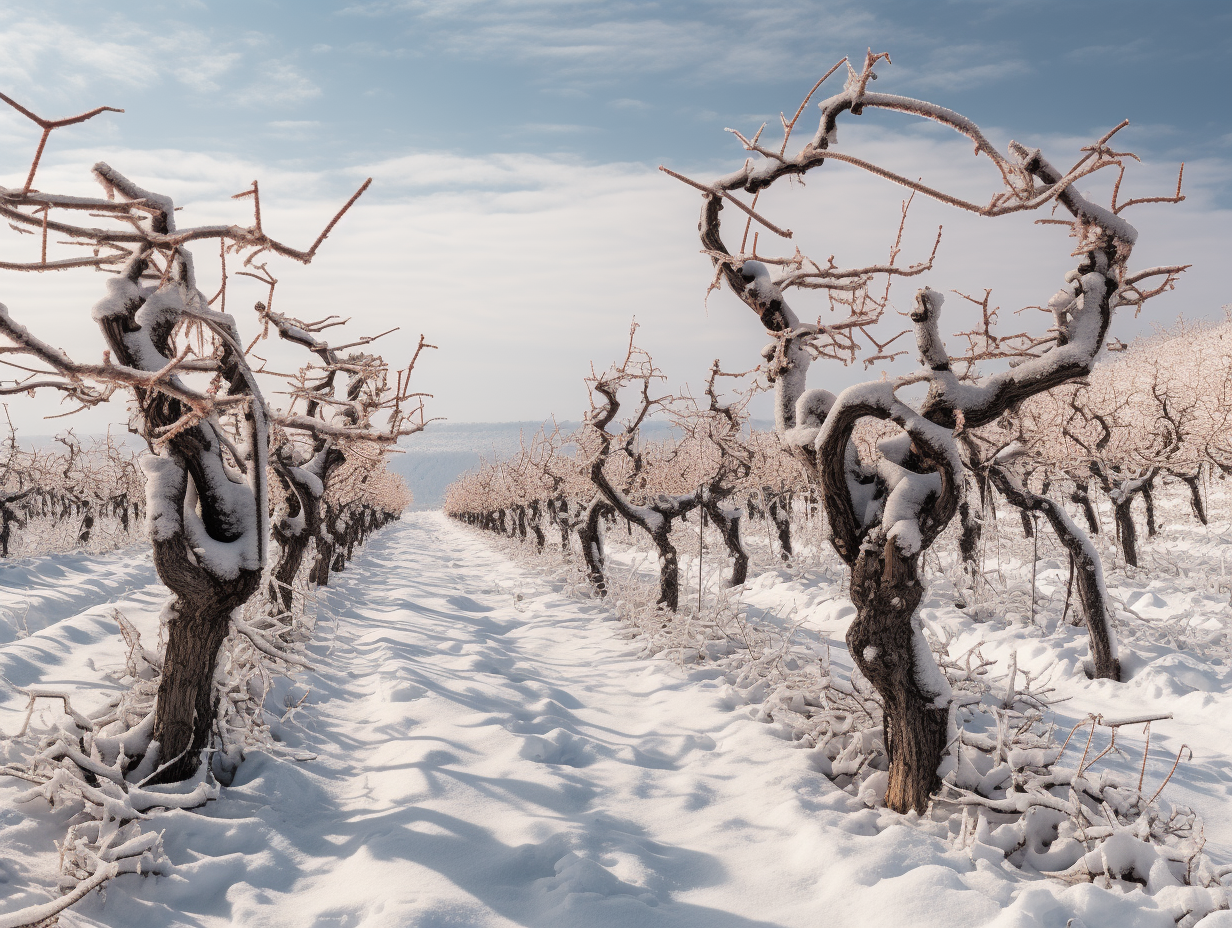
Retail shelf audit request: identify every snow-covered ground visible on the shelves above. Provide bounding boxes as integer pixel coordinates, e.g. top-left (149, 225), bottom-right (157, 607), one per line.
top-left (2, 510), bottom-right (1231, 926)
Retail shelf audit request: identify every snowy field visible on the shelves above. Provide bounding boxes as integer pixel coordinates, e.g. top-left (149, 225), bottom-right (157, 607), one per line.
top-left (2, 504), bottom-right (1232, 927)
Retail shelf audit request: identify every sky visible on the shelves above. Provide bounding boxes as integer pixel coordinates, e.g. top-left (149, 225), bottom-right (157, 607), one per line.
top-left (0, 0), bottom-right (1229, 434)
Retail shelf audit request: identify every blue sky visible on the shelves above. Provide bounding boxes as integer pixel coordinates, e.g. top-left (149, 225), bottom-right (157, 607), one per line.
top-left (1, 0), bottom-right (1229, 430)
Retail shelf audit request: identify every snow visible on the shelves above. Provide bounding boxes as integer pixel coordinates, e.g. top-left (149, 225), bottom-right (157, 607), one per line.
top-left (1, 507), bottom-right (1230, 926)
top-left (141, 452), bottom-right (185, 543)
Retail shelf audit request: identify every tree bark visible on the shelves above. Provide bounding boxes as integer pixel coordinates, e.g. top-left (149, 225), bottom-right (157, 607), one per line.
top-left (988, 466), bottom-right (1120, 681)
top-left (528, 500), bottom-right (546, 551)
top-left (1180, 472), bottom-right (1207, 525)
top-left (650, 526), bottom-right (681, 611)
top-left (767, 490), bottom-right (792, 562)
top-left (1113, 501), bottom-right (1139, 568)
top-left (1069, 478), bottom-right (1099, 534)
top-left (152, 588), bottom-right (256, 783)
top-left (847, 539), bottom-right (948, 814)
top-left (578, 497), bottom-right (610, 596)
top-left (547, 497), bottom-right (571, 552)
top-left (270, 472), bottom-right (321, 613)
top-left (147, 463), bottom-right (263, 782)
top-left (957, 497), bottom-right (980, 579)
top-left (1141, 478), bottom-right (1158, 537)
top-left (309, 503), bottom-right (337, 586)
top-left (704, 497), bottom-right (749, 587)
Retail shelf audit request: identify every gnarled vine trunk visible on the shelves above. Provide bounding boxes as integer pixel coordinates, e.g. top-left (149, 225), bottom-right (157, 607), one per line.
top-left (988, 465), bottom-right (1120, 681)
top-left (704, 497), bottom-right (749, 587)
top-left (847, 540), bottom-right (949, 813)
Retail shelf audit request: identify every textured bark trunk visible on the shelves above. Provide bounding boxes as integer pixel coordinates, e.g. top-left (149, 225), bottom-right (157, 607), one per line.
top-left (651, 527), bottom-right (680, 611)
top-left (309, 505), bottom-right (336, 586)
top-left (1181, 473), bottom-right (1207, 525)
top-left (1072, 555), bottom-right (1120, 680)
top-left (1114, 501), bottom-right (1138, 568)
top-left (151, 596), bottom-right (235, 783)
top-left (989, 466), bottom-right (1120, 681)
top-left (1070, 479), bottom-right (1099, 534)
top-left (704, 498), bottom-right (749, 587)
top-left (271, 487), bottom-right (320, 613)
top-left (957, 497), bottom-right (980, 578)
top-left (149, 529), bottom-right (262, 783)
top-left (1141, 479), bottom-right (1158, 537)
top-left (0, 504), bottom-right (13, 557)
top-left (847, 540), bottom-right (948, 814)
top-left (528, 500), bottom-right (546, 551)
top-left (768, 493), bottom-right (792, 562)
top-left (578, 498), bottom-right (610, 596)
top-left (547, 498), bottom-right (571, 552)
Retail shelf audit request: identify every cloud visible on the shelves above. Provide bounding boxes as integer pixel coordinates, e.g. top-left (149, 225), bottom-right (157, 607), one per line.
top-left (0, 6), bottom-right (318, 111)
top-left (507, 123), bottom-right (600, 136)
top-left (899, 43), bottom-right (1033, 92)
top-left (267, 120), bottom-right (323, 141)
top-left (0, 14), bottom-right (238, 96)
top-left (246, 61), bottom-right (322, 106)
top-left (337, 0), bottom-right (878, 84)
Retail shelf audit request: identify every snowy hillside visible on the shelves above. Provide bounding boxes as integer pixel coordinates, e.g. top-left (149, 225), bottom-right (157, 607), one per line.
top-left (2, 503), bottom-right (1231, 926)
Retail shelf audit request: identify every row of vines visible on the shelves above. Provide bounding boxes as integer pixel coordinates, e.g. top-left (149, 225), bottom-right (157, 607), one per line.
top-left (0, 89), bottom-right (426, 927)
top-left (444, 53), bottom-right (1229, 922)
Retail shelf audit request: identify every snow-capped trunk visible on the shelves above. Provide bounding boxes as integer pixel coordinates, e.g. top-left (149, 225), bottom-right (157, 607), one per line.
top-left (956, 496), bottom-right (981, 579)
top-left (704, 498), bottom-right (749, 587)
top-left (814, 369), bottom-right (963, 815)
top-left (650, 524), bottom-right (681, 612)
top-left (270, 465), bottom-right (323, 613)
top-left (988, 466), bottom-right (1120, 681)
top-left (578, 497), bottom-right (610, 597)
top-left (847, 539), bottom-right (949, 813)
top-left (1069, 479), bottom-right (1099, 534)
top-left (150, 525), bottom-right (261, 781)
top-left (767, 491), bottom-right (793, 562)
top-left (1180, 472), bottom-right (1208, 525)
top-left (1113, 500), bottom-right (1139, 568)
top-left (527, 499), bottom-right (546, 552)
top-left (96, 244), bottom-right (269, 783)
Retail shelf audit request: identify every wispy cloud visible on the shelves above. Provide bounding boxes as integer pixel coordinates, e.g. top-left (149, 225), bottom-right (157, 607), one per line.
top-left (0, 6), bottom-right (317, 109)
top-left (901, 44), bottom-right (1033, 92)
top-left (246, 61), bottom-right (322, 106)
top-left (0, 15), bottom-right (234, 95)
top-left (267, 120), bottom-right (323, 141)
top-left (507, 123), bottom-right (601, 136)
top-left (338, 0), bottom-right (877, 84)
